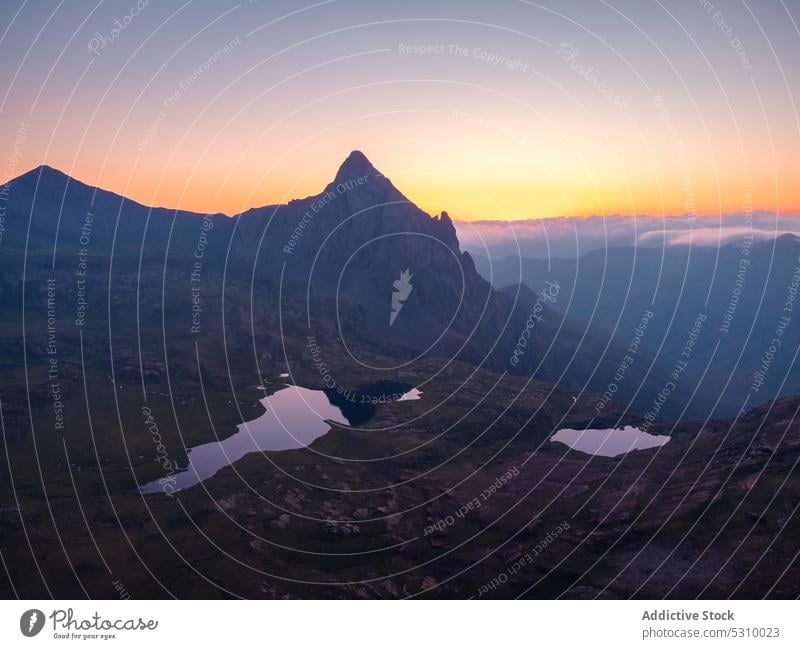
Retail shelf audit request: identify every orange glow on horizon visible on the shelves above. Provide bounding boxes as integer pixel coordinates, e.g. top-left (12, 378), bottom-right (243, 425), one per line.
top-left (2, 2), bottom-right (798, 223)
top-left (40, 154), bottom-right (800, 222)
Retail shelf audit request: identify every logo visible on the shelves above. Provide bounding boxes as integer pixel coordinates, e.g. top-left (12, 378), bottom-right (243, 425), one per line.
top-left (389, 268), bottom-right (413, 326)
top-left (20, 609), bottom-right (45, 637)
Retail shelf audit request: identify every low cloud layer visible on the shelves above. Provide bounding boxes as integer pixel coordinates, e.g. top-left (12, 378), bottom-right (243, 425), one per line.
top-left (455, 212), bottom-right (800, 260)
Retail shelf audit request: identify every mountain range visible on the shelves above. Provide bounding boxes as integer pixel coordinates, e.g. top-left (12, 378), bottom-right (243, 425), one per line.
top-left (1, 152), bottom-right (715, 420)
top-left (2, 152), bottom-right (800, 599)
top-left (472, 235), bottom-right (800, 416)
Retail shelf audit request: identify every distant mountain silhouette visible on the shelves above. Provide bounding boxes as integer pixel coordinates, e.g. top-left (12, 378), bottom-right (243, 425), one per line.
top-left (1, 153), bottom-right (715, 418)
top-left (473, 237), bottom-right (800, 415)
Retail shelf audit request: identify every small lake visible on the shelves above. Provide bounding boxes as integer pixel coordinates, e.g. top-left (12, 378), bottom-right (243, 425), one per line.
top-left (141, 381), bottom-right (419, 494)
top-left (550, 426), bottom-right (669, 457)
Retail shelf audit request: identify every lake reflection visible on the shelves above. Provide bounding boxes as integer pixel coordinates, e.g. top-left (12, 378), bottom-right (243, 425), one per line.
top-left (550, 426), bottom-right (669, 457)
top-left (141, 382), bottom-right (419, 493)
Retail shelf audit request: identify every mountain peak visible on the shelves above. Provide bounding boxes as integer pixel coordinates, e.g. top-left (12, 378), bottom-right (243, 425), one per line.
top-left (15, 164), bottom-right (72, 184)
top-left (333, 150), bottom-right (380, 183)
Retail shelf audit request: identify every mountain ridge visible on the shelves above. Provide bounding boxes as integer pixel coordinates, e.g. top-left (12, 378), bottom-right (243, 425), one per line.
top-left (0, 152), bottom-right (713, 418)
top-left (9, 151), bottom-right (406, 220)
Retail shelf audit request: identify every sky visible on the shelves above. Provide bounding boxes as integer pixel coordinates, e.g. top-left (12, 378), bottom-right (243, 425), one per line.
top-left (0, 0), bottom-right (798, 220)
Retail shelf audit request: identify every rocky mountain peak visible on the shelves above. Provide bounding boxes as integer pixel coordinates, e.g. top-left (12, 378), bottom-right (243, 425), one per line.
top-left (333, 150), bottom-right (379, 183)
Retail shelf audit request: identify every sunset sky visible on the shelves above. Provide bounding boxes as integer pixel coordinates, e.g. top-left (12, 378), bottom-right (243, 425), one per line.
top-left (1, 0), bottom-right (798, 220)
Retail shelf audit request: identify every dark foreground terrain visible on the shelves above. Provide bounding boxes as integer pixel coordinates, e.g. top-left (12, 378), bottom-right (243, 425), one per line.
top-left (2, 349), bottom-right (800, 598)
